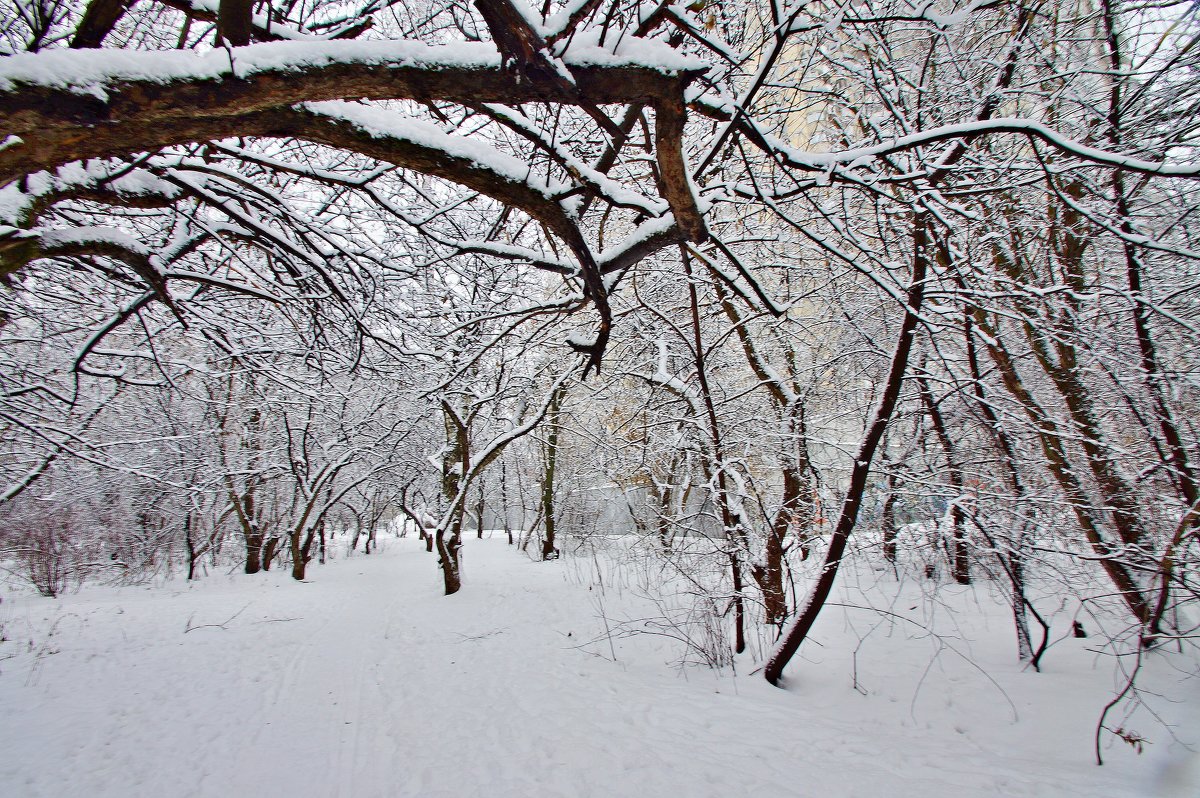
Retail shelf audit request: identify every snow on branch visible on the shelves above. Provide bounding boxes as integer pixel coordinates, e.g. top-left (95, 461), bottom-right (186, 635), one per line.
top-left (759, 118), bottom-right (1200, 179)
top-left (0, 38), bottom-right (705, 190)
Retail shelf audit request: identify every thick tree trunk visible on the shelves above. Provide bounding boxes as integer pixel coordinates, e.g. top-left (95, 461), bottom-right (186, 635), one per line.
top-left (752, 527), bottom-right (787, 627)
top-left (752, 463), bottom-right (803, 626)
top-left (243, 529), bottom-right (262, 574)
top-left (261, 536), bottom-right (279, 571)
top-left (216, 0), bottom-right (254, 47)
top-left (289, 528), bottom-right (315, 581)
top-left (70, 0), bottom-right (139, 49)
top-left (289, 532), bottom-right (304, 580)
top-left (438, 401), bottom-right (470, 594)
top-left (229, 489), bottom-right (265, 574)
top-left (436, 529), bottom-right (462, 595)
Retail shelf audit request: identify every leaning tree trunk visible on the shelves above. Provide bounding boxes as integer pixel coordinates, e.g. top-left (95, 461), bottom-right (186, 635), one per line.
top-left (1099, 8), bottom-right (1198, 635)
top-left (974, 307), bottom-right (1153, 628)
top-left (764, 212), bottom-right (930, 686)
top-left (988, 195), bottom-right (1155, 628)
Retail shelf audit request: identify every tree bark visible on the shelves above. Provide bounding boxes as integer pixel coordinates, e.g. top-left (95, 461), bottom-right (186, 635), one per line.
top-left (290, 527), bottom-right (315, 581)
top-left (184, 513), bottom-right (200, 580)
top-left (70, 0), bottom-right (139, 49)
top-left (262, 536), bottom-right (279, 571)
top-left (216, 0), bottom-right (254, 47)
top-left (228, 488), bottom-right (264, 574)
top-left (438, 401), bottom-right (469, 594)
top-left (540, 384), bottom-right (566, 561)
top-left (436, 529), bottom-right (462, 594)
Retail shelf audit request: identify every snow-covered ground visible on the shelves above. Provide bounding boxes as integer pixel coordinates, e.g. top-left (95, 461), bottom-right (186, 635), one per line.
top-left (1, 534), bottom-right (1197, 797)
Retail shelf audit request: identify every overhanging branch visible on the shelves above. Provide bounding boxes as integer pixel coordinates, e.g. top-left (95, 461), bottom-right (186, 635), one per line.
top-left (0, 41), bottom-right (703, 183)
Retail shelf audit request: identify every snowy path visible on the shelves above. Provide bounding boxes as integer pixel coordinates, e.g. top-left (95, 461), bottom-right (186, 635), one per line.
top-left (0, 537), bottom-right (1191, 797)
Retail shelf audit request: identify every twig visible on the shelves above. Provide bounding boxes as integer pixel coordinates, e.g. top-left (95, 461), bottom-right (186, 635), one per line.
top-left (184, 602), bottom-right (250, 633)
top-left (1095, 643), bottom-right (1145, 766)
